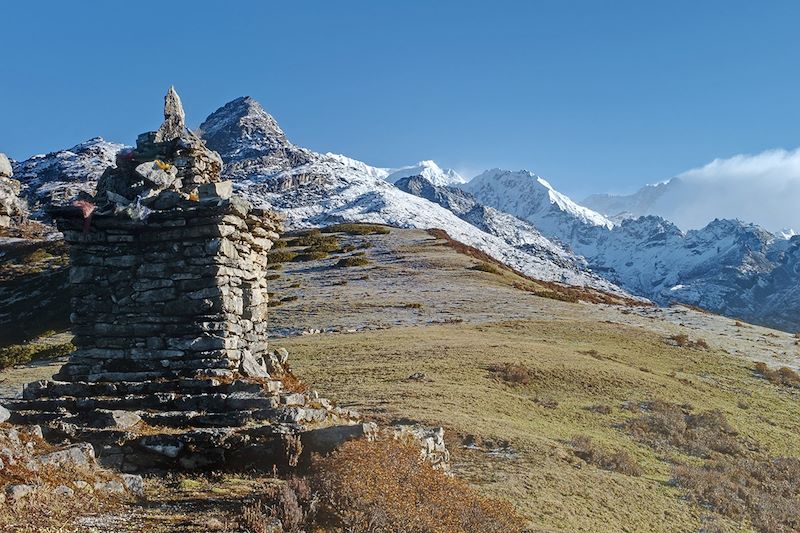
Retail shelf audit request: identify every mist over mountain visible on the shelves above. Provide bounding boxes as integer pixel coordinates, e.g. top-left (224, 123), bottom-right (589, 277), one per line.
top-left (584, 147), bottom-right (800, 234)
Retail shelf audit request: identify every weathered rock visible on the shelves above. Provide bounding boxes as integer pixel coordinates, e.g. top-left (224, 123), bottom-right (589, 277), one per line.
top-left (0, 153), bottom-right (12, 178)
top-left (53, 485), bottom-right (75, 497)
top-left (6, 484), bottom-right (36, 501)
top-left (135, 161), bottom-right (178, 189)
top-left (155, 86), bottom-right (186, 143)
top-left (0, 404), bottom-right (10, 424)
top-left (0, 154), bottom-right (26, 227)
top-left (31, 442), bottom-right (96, 469)
top-left (198, 181), bottom-right (233, 200)
top-left (93, 410), bottom-right (141, 430)
top-left (240, 352), bottom-right (269, 378)
top-left (94, 480), bottom-right (125, 494)
top-left (121, 473), bottom-right (144, 496)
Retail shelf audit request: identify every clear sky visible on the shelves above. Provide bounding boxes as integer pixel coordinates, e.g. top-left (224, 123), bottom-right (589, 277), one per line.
top-left (2, 0), bottom-right (799, 199)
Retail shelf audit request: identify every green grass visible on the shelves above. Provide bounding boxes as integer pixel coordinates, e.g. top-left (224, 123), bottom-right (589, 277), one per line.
top-left (335, 256), bottom-right (370, 268)
top-left (322, 223), bottom-right (391, 235)
top-left (0, 340), bottom-right (74, 370)
top-left (268, 250), bottom-right (298, 263)
top-left (277, 319), bottom-right (800, 532)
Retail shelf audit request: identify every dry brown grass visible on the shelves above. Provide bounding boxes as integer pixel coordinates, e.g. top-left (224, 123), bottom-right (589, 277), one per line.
top-left (668, 334), bottom-right (710, 350)
top-left (311, 438), bottom-right (527, 532)
top-left (754, 361), bottom-right (800, 388)
top-left (425, 228), bottom-right (644, 306)
top-left (570, 435), bottom-right (643, 477)
top-left (487, 361), bottom-right (534, 386)
top-left (674, 456), bottom-right (800, 532)
top-left (625, 400), bottom-right (744, 458)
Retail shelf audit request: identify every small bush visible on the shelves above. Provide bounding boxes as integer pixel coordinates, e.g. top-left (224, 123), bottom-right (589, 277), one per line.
top-left (322, 223), bottom-right (391, 235)
top-left (626, 400), bottom-right (743, 458)
top-left (586, 404), bottom-right (613, 415)
top-left (281, 295), bottom-right (299, 303)
top-left (674, 456), bottom-right (800, 532)
top-left (570, 435), bottom-right (642, 476)
top-left (268, 250), bottom-right (298, 263)
top-left (668, 334), bottom-right (709, 350)
top-left (265, 273), bottom-right (281, 281)
top-left (471, 261), bottom-right (504, 275)
top-left (487, 362), bottom-right (534, 386)
top-left (335, 256), bottom-right (370, 268)
top-left (292, 251), bottom-right (329, 262)
top-left (310, 438), bottom-right (526, 532)
top-left (272, 239), bottom-right (289, 249)
top-left (533, 396), bottom-right (559, 409)
top-left (754, 361), bottom-right (800, 388)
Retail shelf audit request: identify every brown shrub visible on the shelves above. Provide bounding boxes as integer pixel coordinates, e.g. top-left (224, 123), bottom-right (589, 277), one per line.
top-left (586, 404), bottom-right (613, 415)
top-left (674, 456), bottom-right (800, 532)
top-left (668, 334), bottom-right (709, 350)
top-left (241, 477), bottom-right (315, 533)
top-left (471, 261), bottom-right (504, 275)
top-left (310, 438), bottom-right (527, 532)
top-left (487, 362), bottom-right (534, 386)
top-left (570, 435), bottom-right (643, 476)
top-left (533, 396), bottom-right (559, 409)
top-left (754, 361), bottom-right (800, 388)
top-left (626, 400), bottom-right (744, 458)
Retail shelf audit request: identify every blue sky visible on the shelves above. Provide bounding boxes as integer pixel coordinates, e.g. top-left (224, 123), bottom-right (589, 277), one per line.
top-left (1, 1), bottom-right (799, 199)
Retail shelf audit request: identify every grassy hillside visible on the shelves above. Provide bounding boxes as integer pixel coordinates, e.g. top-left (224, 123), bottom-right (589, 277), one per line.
top-left (1, 225), bottom-right (798, 531)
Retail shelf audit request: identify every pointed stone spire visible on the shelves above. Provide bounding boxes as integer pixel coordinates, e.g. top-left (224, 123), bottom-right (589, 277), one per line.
top-left (155, 86), bottom-right (186, 142)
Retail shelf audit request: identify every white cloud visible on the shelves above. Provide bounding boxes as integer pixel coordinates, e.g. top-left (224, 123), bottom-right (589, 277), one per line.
top-left (658, 148), bottom-right (800, 233)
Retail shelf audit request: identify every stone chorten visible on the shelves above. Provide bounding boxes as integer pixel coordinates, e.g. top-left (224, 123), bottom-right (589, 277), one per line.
top-left (7, 89), bottom-right (362, 472)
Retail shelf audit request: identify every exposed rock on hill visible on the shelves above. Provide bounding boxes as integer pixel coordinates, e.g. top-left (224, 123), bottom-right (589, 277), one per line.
top-left (11, 138), bottom-right (124, 217)
top-left (0, 153), bottom-right (26, 227)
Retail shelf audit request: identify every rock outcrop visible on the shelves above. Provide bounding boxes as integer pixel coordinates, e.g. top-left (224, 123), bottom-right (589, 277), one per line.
top-left (0, 153), bottom-right (26, 227)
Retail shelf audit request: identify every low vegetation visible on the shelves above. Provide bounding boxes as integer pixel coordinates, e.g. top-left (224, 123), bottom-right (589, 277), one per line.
top-left (322, 223), bottom-right (391, 235)
top-left (487, 362), bottom-right (534, 386)
top-left (570, 435), bottom-right (642, 476)
top-left (668, 334), bottom-right (710, 350)
top-left (674, 456), bottom-right (800, 532)
top-left (267, 250), bottom-right (298, 263)
top-left (0, 340), bottom-right (74, 371)
top-left (292, 251), bottom-right (329, 262)
top-left (241, 438), bottom-right (527, 533)
top-left (625, 400), bottom-right (744, 458)
top-left (753, 361), bottom-right (800, 388)
top-left (470, 261), bottom-right (504, 275)
top-left (335, 256), bottom-right (370, 268)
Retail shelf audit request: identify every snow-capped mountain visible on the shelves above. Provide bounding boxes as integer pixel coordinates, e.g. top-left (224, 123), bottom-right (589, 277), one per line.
top-left (461, 169), bottom-right (613, 246)
top-left (201, 98), bottom-right (624, 292)
top-left (394, 175), bottom-right (591, 274)
top-left (467, 168), bottom-right (800, 330)
top-left (11, 138), bottom-right (124, 217)
top-left (384, 160), bottom-right (465, 187)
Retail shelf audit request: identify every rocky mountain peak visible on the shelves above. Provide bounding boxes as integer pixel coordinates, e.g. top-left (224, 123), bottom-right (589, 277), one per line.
top-left (198, 97), bottom-right (314, 180)
top-left (199, 96), bottom-right (289, 160)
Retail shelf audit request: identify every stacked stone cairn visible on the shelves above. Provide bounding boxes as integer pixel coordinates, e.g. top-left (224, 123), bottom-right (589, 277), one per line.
top-left (0, 153), bottom-right (26, 228)
top-left (5, 88), bottom-right (368, 473)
